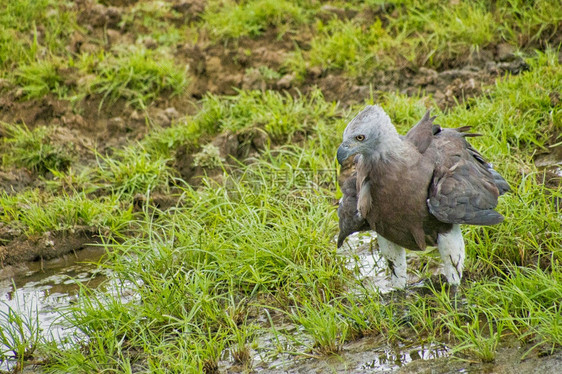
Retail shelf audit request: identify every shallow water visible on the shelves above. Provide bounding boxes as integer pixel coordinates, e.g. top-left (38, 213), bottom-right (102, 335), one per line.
top-left (248, 330), bottom-right (450, 373)
top-left (339, 231), bottom-right (394, 293)
top-left (0, 247), bottom-right (108, 370)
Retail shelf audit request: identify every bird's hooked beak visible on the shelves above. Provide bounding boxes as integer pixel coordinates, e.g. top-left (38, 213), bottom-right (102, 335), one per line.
top-left (336, 142), bottom-right (355, 165)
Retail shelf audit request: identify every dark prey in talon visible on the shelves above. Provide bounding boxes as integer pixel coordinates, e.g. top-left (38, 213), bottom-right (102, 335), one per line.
top-left (337, 154), bottom-right (370, 248)
top-left (336, 106), bottom-right (510, 289)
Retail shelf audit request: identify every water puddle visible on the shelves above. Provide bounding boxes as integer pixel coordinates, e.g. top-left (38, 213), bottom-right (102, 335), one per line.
top-left (0, 247), bottom-right (108, 370)
top-left (235, 325), bottom-right (450, 373)
top-left (338, 231), bottom-right (398, 294)
top-left (359, 343), bottom-right (450, 371)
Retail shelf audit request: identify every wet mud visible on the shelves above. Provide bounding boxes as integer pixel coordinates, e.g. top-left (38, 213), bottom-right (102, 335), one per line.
top-left (0, 227), bottom-right (101, 267)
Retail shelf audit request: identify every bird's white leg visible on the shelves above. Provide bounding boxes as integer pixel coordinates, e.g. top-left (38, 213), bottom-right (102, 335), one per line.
top-left (378, 236), bottom-right (407, 289)
top-left (437, 224), bottom-right (465, 286)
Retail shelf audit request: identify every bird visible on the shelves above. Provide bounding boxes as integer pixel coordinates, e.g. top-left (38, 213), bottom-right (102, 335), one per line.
top-left (336, 105), bottom-right (509, 289)
top-left (336, 114), bottom-right (445, 248)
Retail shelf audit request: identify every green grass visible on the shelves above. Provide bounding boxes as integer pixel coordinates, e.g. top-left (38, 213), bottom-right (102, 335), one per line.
top-left (497, 0), bottom-right (562, 47)
top-left (193, 89), bottom-right (340, 142)
top-left (291, 300), bottom-right (349, 355)
top-left (407, 263), bottom-right (562, 361)
top-left (288, 18), bottom-right (398, 78)
top-left (203, 0), bottom-right (311, 39)
top-left (0, 190), bottom-right (133, 236)
top-left (14, 58), bottom-right (68, 99)
top-left (0, 0), bottom-right (75, 72)
top-left (90, 47), bottom-right (189, 109)
top-left (141, 88), bottom-right (342, 163)
top-left (1, 122), bottom-right (75, 173)
top-left (39, 161), bottom-right (344, 370)
top-left (288, 0), bottom-right (562, 76)
top-left (387, 0), bottom-right (497, 66)
top-left (442, 51), bottom-right (562, 154)
top-left (119, 1), bottom-right (192, 47)
top-left (94, 145), bottom-right (176, 198)
top-left (0, 299), bottom-right (41, 368)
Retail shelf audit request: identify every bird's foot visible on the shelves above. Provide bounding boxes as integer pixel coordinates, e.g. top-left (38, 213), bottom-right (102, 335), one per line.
top-left (420, 274), bottom-right (467, 309)
top-left (448, 284), bottom-right (468, 311)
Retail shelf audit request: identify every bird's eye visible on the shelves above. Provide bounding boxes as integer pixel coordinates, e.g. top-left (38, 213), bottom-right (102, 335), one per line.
top-left (355, 135), bottom-right (365, 141)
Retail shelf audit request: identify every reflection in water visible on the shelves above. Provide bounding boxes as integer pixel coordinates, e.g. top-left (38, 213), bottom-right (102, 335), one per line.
top-left (0, 247), bottom-right (109, 369)
top-left (339, 231), bottom-right (396, 294)
top-left (361, 344), bottom-right (449, 371)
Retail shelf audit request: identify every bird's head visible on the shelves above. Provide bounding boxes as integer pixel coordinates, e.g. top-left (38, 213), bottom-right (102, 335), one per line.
top-left (336, 105), bottom-right (399, 165)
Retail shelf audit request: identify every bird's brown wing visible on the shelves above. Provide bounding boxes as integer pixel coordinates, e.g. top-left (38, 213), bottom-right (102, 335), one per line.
top-left (427, 129), bottom-right (507, 225)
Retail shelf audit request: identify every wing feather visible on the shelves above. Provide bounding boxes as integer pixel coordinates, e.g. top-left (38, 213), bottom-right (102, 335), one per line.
top-left (427, 130), bottom-right (508, 225)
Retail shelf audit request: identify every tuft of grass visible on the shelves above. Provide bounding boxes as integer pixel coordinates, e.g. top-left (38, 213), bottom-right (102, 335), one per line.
top-left (1, 122), bottom-right (74, 173)
top-left (0, 190), bottom-right (133, 236)
top-left (203, 0), bottom-right (309, 39)
top-left (94, 145), bottom-right (175, 198)
top-left (118, 1), bottom-right (191, 47)
top-left (14, 58), bottom-right (68, 99)
top-left (0, 298), bottom-right (41, 368)
top-left (141, 119), bottom-right (202, 159)
top-left (291, 301), bottom-right (349, 355)
top-left (339, 291), bottom-right (402, 341)
top-left (404, 260), bottom-right (562, 362)
top-left (288, 18), bottom-right (398, 78)
top-left (43, 284), bottom-right (143, 373)
top-left (90, 47), bottom-right (189, 109)
top-left (445, 309), bottom-right (504, 363)
top-left (389, 0), bottom-right (496, 66)
top-left (0, 0), bottom-right (76, 71)
top-left (471, 265), bottom-right (562, 351)
top-left (497, 0), bottom-right (562, 47)
top-left (45, 167), bottom-right (101, 195)
top-left (193, 89), bottom-right (339, 142)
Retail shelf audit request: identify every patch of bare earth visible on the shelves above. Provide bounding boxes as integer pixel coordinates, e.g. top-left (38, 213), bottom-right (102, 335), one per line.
top-left (0, 226), bottom-right (101, 268)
